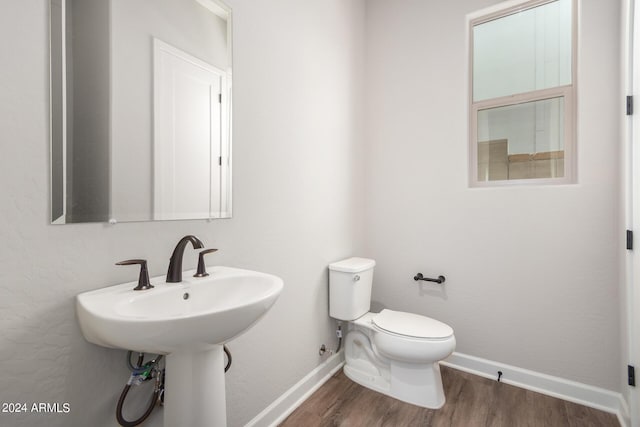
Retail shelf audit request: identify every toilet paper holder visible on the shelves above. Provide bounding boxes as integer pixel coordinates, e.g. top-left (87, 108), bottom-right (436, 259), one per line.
top-left (414, 273), bottom-right (446, 284)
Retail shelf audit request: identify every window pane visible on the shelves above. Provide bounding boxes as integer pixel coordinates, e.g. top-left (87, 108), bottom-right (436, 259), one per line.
top-left (473, 0), bottom-right (572, 102)
top-left (477, 97), bottom-right (564, 181)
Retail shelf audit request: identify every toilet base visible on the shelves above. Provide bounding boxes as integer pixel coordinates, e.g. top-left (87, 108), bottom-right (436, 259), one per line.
top-left (344, 330), bottom-right (446, 409)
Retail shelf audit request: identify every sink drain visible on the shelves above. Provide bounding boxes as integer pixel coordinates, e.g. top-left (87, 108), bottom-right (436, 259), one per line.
top-left (183, 293), bottom-right (190, 300)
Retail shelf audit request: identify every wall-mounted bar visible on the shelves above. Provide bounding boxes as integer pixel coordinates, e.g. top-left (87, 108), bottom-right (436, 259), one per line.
top-left (414, 273), bottom-right (446, 284)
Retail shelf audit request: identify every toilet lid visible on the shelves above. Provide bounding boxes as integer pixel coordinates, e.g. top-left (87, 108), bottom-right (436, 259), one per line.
top-left (372, 309), bottom-right (453, 339)
top-left (329, 257), bottom-right (375, 273)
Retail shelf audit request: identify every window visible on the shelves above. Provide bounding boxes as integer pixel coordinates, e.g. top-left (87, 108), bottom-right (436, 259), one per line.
top-left (469, 0), bottom-right (576, 186)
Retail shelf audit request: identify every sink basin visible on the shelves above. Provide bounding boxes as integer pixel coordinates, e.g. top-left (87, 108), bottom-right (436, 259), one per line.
top-left (77, 266), bottom-right (284, 354)
top-left (77, 265), bottom-right (283, 426)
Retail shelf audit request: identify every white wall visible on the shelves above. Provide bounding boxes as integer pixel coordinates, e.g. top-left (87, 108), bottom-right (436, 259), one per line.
top-left (0, 1), bottom-right (364, 427)
top-left (363, 0), bottom-right (622, 392)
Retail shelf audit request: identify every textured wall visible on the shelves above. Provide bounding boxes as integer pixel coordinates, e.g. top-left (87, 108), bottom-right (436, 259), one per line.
top-left (0, 0), bottom-right (364, 426)
top-left (363, 0), bottom-right (622, 391)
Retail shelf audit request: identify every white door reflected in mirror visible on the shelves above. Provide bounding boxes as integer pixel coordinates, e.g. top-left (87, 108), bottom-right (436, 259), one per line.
top-left (153, 39), bottom-right (227, 220)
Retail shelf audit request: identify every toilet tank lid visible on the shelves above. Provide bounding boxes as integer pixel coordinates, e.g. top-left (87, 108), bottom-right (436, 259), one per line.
top-left (329, 257), bottom-right (376, 273)
top-left (372, 309), bottom-right (454, 339)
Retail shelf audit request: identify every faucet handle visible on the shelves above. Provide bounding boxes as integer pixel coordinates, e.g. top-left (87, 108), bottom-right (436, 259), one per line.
top-left (116, 259), bottom-right (154, 291)
top-left (194, 249), bottom-right (218, 278)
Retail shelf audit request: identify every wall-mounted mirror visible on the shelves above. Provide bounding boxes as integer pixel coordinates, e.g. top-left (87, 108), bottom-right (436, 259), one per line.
top-left (50, 0), bottom-right (232, 224)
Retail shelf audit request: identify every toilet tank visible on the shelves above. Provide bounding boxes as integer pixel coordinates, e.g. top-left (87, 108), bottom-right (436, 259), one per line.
top-left (329, 257), bottom-right (376, 320)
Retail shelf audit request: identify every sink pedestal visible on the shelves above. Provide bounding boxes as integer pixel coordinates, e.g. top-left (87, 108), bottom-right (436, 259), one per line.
top-left (165, 346), bottom-right (226, 426)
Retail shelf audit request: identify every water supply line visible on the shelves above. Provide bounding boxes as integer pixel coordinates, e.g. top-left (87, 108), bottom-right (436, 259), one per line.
top-left (224, 345), bottom-right (232, 372)
top-left (116, 346), bottom-right (232, 426)
top-left (116, 352), bottom-right (163, 427)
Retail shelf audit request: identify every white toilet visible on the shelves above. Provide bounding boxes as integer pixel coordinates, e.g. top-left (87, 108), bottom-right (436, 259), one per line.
top-left (329, 257), bottom-right (456, 409)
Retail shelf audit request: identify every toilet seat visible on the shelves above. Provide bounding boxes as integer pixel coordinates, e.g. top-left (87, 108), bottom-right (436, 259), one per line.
top-left (372, 309), bottom-right (453, 339)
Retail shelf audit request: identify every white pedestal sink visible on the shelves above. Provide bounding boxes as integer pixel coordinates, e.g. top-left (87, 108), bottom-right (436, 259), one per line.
top-left (76, 266), bottom-right (283, 426)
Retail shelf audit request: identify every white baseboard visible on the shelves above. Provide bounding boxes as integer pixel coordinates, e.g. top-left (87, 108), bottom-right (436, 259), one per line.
top-left (244, 352), bottom-right (345, 427)
top-left (441, 352), bottom-right (629, 427)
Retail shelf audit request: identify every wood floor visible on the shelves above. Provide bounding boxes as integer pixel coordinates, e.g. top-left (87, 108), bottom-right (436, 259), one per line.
top-left (279, 366), bottom-right (620, 427)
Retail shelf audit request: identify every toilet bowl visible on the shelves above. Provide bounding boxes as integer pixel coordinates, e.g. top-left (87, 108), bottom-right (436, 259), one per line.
top-left (345, 310), bottom-right (455, 408)
top-left (329, 258), bottom-right (456, 409)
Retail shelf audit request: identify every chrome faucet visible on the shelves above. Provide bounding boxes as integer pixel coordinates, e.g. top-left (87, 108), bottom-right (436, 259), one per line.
top-left (166, 235), bottom-right (204, 283)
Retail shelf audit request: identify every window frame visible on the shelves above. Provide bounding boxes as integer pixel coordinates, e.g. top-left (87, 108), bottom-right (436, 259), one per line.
top-left (468, 0), bottom-right (578, 187)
